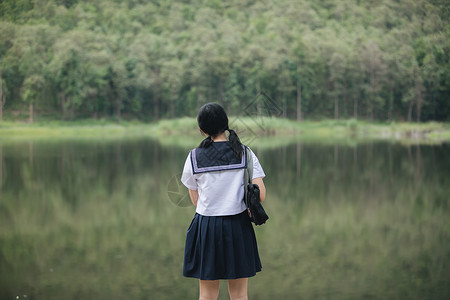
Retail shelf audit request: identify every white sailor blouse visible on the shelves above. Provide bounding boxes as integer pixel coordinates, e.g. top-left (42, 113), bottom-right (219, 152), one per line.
top-left (181, 142), bottom-right (265, 216)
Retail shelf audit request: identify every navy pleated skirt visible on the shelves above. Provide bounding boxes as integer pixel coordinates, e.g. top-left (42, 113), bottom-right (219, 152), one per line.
top-left (183, 210), bottom-right (262, 280)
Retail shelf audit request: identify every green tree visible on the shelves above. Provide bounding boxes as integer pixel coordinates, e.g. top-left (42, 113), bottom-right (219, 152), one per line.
top-left (0, 0), bottom-right (448, 122)
top-left (5, 24), bottom-right (58, 122)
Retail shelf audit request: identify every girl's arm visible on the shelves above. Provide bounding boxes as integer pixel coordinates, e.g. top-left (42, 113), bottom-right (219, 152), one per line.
top-left (252, 177), bottom-right (266, 202)
top-left (188, 189), bottom-right (199, 207)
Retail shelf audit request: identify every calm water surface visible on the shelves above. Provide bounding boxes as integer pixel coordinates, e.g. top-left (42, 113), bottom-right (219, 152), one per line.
top-left (0, 138), bottom-right (449, 299)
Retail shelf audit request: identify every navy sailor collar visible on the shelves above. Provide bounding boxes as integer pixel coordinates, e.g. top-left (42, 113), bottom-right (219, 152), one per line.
top-left (190, 142), bottom-right (247, 174)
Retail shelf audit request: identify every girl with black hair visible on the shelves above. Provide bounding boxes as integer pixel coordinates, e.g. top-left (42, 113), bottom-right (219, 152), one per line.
top-left (181, 103), bottom-right (266, 300)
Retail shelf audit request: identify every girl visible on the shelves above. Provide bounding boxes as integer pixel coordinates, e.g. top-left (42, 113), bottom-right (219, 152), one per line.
top-left (181, 103), bottom-right (266, 300)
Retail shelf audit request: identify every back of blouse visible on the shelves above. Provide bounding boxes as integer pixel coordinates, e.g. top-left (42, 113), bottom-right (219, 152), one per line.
top-left (181, 143), bottom-right (265, 216)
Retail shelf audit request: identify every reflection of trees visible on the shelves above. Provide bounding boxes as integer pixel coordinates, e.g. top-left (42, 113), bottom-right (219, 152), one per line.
top-left (261, 142), bottom-right (448, 210)
top-left (28, 140), bottom-right (33, 165)
top-left (334, 144), bottom-right (338, 167)
top-left (1, 139), bottom-right (188, 210)
top-left (296, 142), bottom-right (302, 181)
top-left (4, 140), bottom-right (445, 212)
top-left (0, 138), bottom-right (197, 299)
top-left (258, 142), bottom-right (449, 299)
top-left (414, 144), bottom-right (423, 195)
top-left (0, 140), bottom-right (449, 299)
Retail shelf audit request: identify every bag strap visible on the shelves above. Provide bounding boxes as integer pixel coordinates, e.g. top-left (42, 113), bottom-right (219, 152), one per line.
top-left (243, 146), bottom-right (253, 206)
top-left (247, 146), bottom-right (253, 183)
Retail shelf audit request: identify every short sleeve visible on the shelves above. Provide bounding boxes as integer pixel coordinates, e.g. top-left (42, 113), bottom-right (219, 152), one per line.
top-left (181, 151), bottom-right (198, 190)
top-left (249, 148), bottom-right (266, 179)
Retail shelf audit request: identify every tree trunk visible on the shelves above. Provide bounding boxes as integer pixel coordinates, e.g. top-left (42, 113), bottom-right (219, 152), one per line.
top-left (91, 95), bottom-right (98, 119)
top-left (343, 83), bottom-right (347, 119)
top-left (116, 97), bottom-right (122, 122)
top-left (367, 101), bottom-right (373, 120)
top-left (170, 98), bottom-right (175, 119)
top-left (256, 78), bottom-right (261, 116)
top-left (256, 100), bottom-right (262, 116)
top-left (388, 86), bottom-right (393, 122)
top-left (334, 94), bottom-right (339, 120)
top-left (197, 84), bottom-right (204, 111)
top-left (353, 98), bottom-right (358, 120)
top-left (61, 93), bottom-right (66, 120)
top-left (430, 82), bottom-right (436, 120)
top-left (69, 97), bottom-right (74, 120)
top-left (297, 76), bottom-right (302, 121)
top-left (416, 80), bottom-right (424, 122)
top-left (154, 70), bottom-right (160, 120)
top-left (407, 101), bottom-right (413, 122)
top-left (29, 103), bottom-right (33, 123)
top-left (218, 77), bottom-right (224, 105)
top-left (416, 99), bottom-right (422, 123)
top-left (154, 96), bottom-right (159, 121)
top-left (388, 99), bottom-right (392, 122)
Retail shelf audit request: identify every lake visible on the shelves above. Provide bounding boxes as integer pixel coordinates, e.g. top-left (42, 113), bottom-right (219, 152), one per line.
top-left (0, 138), bottom-right (449, 299)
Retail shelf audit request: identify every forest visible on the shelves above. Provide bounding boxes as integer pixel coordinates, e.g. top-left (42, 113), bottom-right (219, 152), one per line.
top-left (0, 0), bottom-right (448, 122)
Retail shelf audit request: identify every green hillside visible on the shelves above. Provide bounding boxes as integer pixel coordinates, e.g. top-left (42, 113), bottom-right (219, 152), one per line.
top-left (0, 0), bottom-right (448, 122)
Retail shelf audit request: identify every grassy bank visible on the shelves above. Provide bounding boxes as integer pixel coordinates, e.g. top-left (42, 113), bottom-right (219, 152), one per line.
top-left (153, 117), bottom-right (450, 142)
top-left (0, 117), bottom-right (449, 146)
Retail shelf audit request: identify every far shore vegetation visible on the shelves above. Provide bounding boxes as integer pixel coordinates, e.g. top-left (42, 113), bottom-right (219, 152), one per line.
top-left (0, 0), bottom-right (449, 126)
top-left (1, 117), bottom-right (449, 147)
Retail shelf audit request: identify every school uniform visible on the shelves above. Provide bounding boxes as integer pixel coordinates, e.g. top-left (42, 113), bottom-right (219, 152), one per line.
top-left (181, 141), bottom-right (266, 280)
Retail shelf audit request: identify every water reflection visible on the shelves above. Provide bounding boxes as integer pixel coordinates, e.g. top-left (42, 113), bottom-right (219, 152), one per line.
top-left (0, 139), bottom-right (448, 299)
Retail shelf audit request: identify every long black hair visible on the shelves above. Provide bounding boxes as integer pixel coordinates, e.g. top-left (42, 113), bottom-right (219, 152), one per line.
top-left (197, 103), bottom-right (243, 158)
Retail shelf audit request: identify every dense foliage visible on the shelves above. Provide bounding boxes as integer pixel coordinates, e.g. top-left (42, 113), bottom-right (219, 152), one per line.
top-left (0, 0), bottom-right (448, 122)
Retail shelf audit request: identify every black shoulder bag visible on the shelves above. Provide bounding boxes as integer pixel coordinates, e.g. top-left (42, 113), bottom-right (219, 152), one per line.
top-left (243, 147), bottom-right (269, 225)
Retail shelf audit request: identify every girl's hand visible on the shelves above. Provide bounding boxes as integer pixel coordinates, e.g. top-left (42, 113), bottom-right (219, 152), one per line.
top-left (252, 177), bottom-right (266, 202)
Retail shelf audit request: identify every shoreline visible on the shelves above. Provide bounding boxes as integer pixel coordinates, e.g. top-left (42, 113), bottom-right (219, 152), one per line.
top-left (0, 117), bottom-right (449, 146)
